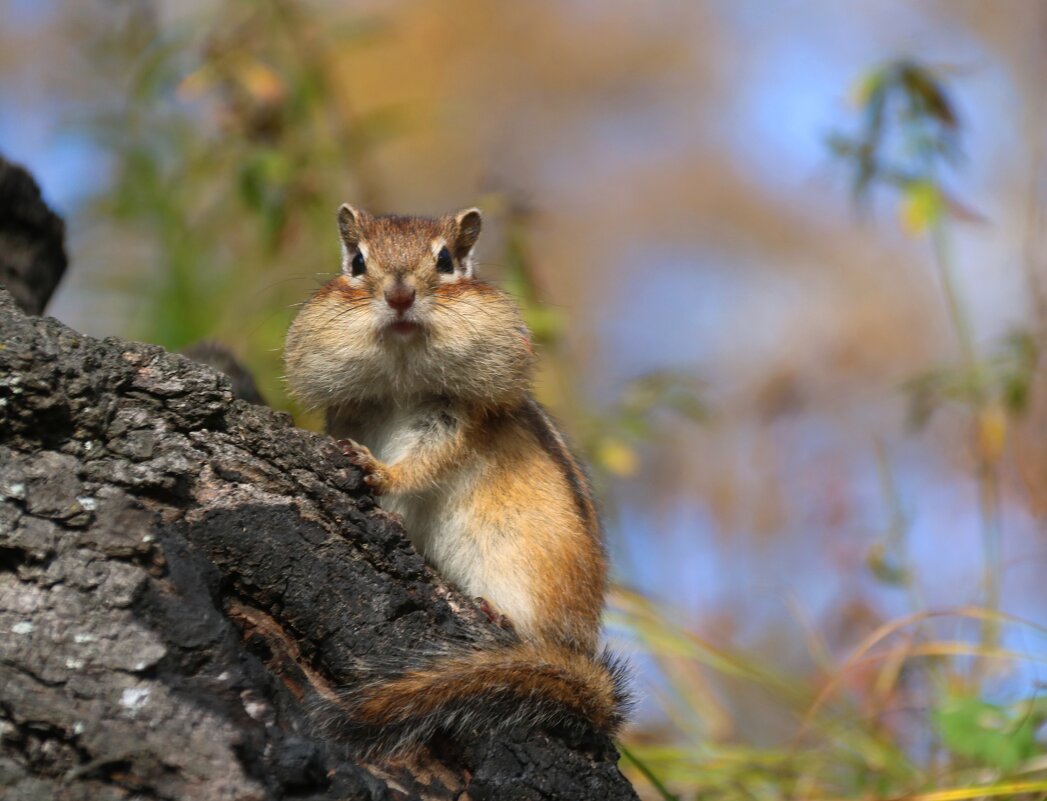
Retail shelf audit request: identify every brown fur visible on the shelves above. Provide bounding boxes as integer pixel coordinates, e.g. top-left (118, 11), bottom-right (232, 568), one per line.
top-left (470, 403), bottom-right (605, 650)
top-left (284, 206), bottom-right (629, 752)
top-left (353, 643), bottom-right (622, 729)
top-left (313, 275), bottom-right (370, 303)
top-left (430, 278), bottom-right (500, 299)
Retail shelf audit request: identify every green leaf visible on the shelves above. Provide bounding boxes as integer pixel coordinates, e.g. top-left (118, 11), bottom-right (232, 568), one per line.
top-left (849, 67), bottom-right (885, 108)
top-left (934, 694), bottom-right (1039, 772)
top-left (997, 329), bottom-right (1039, 414)
top-left (866, 541), bottom-right (909, 586)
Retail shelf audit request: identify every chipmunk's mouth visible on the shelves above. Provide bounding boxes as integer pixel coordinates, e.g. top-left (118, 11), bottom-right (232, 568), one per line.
top-left (387, 320), bottom-right (422, 336)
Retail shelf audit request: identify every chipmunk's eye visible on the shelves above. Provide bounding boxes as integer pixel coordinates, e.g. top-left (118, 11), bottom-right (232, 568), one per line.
top-left (436, 246), bottom-right (454, 274)
top-left (350, 251), bottom-right (366, 276)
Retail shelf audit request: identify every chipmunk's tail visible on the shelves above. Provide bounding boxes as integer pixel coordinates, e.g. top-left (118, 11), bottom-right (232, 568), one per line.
top-left (322, 640), bottom-right (632, 755)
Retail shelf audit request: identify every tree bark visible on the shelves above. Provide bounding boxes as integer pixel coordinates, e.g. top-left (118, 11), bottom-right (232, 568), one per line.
top-left (0, 171), bottom-right (638, 800)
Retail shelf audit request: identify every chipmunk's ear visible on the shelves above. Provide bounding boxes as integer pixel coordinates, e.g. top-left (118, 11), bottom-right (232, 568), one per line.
top-left (337, 204), bottom-right (364, 247)
top-left (338, 204), bottom-right (365, 273)
top-left (451, 208), bottom-right (483, 261)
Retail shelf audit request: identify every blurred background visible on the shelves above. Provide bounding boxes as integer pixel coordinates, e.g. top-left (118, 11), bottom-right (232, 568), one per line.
top-left (3, 1), bottom-right (1047, 798)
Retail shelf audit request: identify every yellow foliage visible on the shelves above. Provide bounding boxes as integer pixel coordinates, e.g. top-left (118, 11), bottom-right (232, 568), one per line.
top-left (976, 403), bottom-right (1008, 465)
top-left (598, 437), bottom-right (639, 477)
top-left (899, 181), bottom-right (943, 236)
top-left (849, 68), bottom-right (883, 107)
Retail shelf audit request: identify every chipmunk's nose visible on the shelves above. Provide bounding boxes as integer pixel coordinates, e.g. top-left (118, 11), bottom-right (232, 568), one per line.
top-left (384, 284), bottom-right (416, 314)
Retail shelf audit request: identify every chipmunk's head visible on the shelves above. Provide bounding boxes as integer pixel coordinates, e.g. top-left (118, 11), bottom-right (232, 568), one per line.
top-left (285, 206), bottom-right (535, 409)
top-left (332, 204), bottom-right (484, 338)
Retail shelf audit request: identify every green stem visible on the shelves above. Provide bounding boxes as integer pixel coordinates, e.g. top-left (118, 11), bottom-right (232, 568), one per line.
top-left (929, 217), bottom-right (1001, 654)
top-left (976, 458), bottom-right (1002, 640)
top-left (618, 743), bottom-right (680, 801)
top-left (930, 220), bottom-right (979, 382)
top-left (874, 440), bottom-right (927, 616)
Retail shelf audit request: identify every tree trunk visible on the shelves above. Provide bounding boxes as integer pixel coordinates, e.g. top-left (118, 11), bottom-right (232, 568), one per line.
top-left (0, 157), bottom-right (67, 317)
top-left (0, 166), bottom-right (638, 801)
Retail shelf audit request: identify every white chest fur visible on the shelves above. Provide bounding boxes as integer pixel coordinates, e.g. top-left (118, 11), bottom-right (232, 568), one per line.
top-left (331, 400), bottom-right (538, 635)
top-left (336, 400), bottom-right (455, 551)
top-left (360, 405), bottom-right (431, 465)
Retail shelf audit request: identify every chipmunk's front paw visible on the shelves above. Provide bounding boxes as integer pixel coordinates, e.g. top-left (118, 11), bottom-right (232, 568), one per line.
top-left (337, 439), bottom-right (390, 495)
top-left (476, 597), bottom-right (515, 631)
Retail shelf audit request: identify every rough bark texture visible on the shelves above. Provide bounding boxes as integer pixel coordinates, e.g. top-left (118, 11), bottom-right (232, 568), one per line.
top-left (0, 156), bottom-right (67, 316)
top-left (0, 156), bottom-right (637, 800)
top-left (179, 341), bottom-right (268, 406)
top-left (0, 169), bottom-right (638, 801)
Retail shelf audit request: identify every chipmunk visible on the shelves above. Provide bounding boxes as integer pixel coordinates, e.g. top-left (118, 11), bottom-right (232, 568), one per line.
top-left (284, 204), bottom-right (629, 753)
